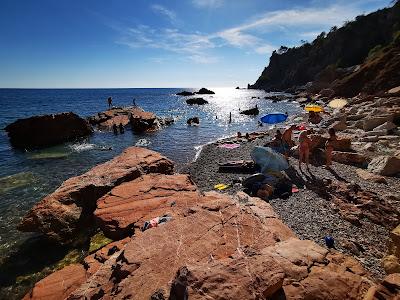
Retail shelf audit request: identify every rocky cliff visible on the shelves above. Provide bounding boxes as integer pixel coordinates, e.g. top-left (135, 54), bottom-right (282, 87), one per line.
top-left (250, 1), bottom-right (400, 93)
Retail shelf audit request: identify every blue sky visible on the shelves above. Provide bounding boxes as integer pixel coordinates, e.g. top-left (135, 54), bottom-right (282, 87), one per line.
top-left (0, 0), bottom-right (393, 88)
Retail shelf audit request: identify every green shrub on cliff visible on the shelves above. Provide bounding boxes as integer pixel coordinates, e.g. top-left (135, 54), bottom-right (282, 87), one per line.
top-left (251, 1), bottom-right (400, 91)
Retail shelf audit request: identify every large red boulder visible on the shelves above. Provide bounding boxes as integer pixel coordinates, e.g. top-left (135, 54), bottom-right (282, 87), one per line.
top-left (88, 107), bottom-right (158, 132)
top-left (67, 192), bottom-right (373, 300)
top-left (5, 112), bottom-right (92, 149)
top-left (22, 264), bottom-right (87, 300)
top-left (94, 174), bottom-right (201, 239)
top-left (18, 147), bottom-right (174, 244)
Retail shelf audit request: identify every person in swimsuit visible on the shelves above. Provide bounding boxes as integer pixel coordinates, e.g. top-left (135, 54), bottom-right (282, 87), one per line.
top-left (282, 125), bottom-right (296, 158)
top-left (325, 128), bottom-right (337, 167)
top-left (298, 130), bottom-right (311, 169)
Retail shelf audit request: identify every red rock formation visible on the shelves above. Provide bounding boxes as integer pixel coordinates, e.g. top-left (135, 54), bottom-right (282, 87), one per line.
top-left (88, 107), bottom-right (158, 132)
top-left (5, 112), bottom-right (92, 149)
top-left (18, 147), bottom-right (174, 244)
top-left (22, 264), bottom-right (87, 300)
top-left (95, 174), bottom-right (201, 239)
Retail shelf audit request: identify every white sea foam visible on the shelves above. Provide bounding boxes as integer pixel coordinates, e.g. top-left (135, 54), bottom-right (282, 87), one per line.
top-left (135, 139), bottom-right (151, 147)
top-left (70, 143), bottom-right (96, 152)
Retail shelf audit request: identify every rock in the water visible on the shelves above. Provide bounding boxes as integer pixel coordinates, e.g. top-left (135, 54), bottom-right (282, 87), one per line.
top-left (186, 98), bottom-right (208, 105)
top-left (88, 107), bottom-right (158, 132)
top-left (368, 155), bottom-right (400, 176)
top-left (240, 107), bottom-right (260, 116)
top-left (18, 147), bottom-right (174, 244)
top-left (5, 112), bottom-right (92, 149)
top-left (356, 169), bottom-right (387, 184)
top-left (187, 117), bottom-right (200, 125)
top-left (176, 91), bottom-right (195, 96)
top-left (22, 264), bottom-right (87, 300)
top-left (196, 87), bottom-right (215, 94)
top-left (95, 174), bottom-right (201, 239)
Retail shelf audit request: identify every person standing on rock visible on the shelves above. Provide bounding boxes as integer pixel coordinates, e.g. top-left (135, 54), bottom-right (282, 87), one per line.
top-left (325, 128), bottom-right (337, 168)
top-left (108, 97), bottom-right (113, 109)
top-left (132, 98), bottom-right (137, 107)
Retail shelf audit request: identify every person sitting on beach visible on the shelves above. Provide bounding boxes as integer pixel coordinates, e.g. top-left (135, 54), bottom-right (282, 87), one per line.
top-left (308, 111), bottom-right (322, 124)
top-left (325, 128), bottom-right (337, 168)
top-left (281, 125), bottom-right (296, 157)
top-left (265, 130), bottom-right (285, 154)
top-left (108, 97), bottom-right (112, 109)
top-left (298, 130), bottom-right (311, 169)
top-left (119, 123), bottom-right (124, 134)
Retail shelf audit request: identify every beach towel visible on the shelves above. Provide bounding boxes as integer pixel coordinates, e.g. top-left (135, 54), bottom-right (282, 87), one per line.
top-left (142, 214), bottom-right (172, 231)
top-left (214, 183), bottom-right (230, 190)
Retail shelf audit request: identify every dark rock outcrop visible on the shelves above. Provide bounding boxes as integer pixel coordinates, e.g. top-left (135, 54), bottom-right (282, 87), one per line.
top-left (176, 91), bottom-right (195, 96)
top-left (185, 98), bottom-right (208, 105)
top-left (196, 88), bottom-right (215, 94)
top-left (5, 112), bottom-right (92, 149)
top-left (187, 117), bottom-right (199, 125)
top-left (18, 147), bottom-right (174, 244)
top-left (240, 107), bottom-right (259, 116)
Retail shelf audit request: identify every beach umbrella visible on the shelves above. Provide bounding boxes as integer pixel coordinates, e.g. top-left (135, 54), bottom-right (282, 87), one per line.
top-left (304, 104), bottom-right (324, 113)
top-left (260, 112), bottom-right (288, 124)
top-left (328, 98), bottom-right (348, 109)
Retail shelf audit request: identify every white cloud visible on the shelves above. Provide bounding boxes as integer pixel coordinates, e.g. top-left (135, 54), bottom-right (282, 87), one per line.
top-left (254, 44), bottom-right (276, 55)
top-left (117, 26), bottom-right (217, 63)
top-left (192, 0), bottom-right (224, 8)
top-left (151, 4), bottom-right (177, 24)
top-left (114, 2), bottom-right (383, 62)
top-left (216, 29), bottom-right (261, 47)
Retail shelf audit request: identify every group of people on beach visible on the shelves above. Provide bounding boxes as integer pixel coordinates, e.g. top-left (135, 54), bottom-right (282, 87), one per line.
top-left (268, 124), bottom-right (338, 170)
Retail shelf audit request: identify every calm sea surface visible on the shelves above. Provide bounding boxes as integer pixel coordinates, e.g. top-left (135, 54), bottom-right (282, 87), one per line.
top-left (0, 87), bottom-right (301, 259)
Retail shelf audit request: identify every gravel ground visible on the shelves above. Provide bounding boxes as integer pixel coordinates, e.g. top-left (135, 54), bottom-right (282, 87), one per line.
top-left (188, 133), bottom-right (400, 280)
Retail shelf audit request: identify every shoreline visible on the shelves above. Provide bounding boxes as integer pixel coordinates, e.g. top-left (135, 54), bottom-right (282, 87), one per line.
top-left (188, 128), bottom-right (400, 280)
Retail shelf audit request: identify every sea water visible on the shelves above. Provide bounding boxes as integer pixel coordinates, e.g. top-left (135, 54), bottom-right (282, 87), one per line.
top-left (0, 87), bottom-right (301, 259)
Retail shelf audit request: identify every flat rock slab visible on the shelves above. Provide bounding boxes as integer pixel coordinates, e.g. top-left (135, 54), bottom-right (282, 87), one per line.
top-left (18, 147), bottom-right (174, 244)
top-left (24, 192), bottom-right (375, 300)
top-left (70, 192), bottom-right (296, 299)
top-left (5, 112), bottom-right (92, 149)
top-left (95, 174), bottom-right (202, 239)
top-left (88, 107), bottom-right (157, 131)
top-left (22, 264), bottom-right (87, 300)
